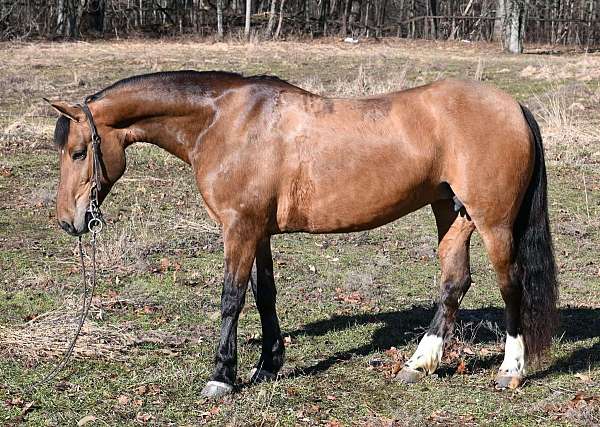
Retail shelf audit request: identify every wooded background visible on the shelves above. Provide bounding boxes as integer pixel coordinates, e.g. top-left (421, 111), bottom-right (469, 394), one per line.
top-left (1, 0), bottom-right (598, 51)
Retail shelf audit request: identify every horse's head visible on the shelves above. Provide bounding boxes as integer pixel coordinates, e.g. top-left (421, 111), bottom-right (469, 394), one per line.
top-left (47, 100), bottom-right (127, 236)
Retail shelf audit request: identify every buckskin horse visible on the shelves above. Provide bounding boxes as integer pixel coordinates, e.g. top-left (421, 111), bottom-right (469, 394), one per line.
top-left (47, 71), bottom-right (557, 398)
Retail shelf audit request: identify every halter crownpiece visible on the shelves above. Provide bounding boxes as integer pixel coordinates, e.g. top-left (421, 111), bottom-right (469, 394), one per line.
top-left (79, 101), bottom-right (105, 235)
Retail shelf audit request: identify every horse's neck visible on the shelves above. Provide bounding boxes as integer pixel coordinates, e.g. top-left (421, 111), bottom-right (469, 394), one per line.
top-left (103, 91), bottom-right (217, 164)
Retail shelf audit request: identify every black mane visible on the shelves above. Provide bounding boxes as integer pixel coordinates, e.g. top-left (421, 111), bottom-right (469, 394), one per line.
top-left (85, 70), bottom-right (292, 102)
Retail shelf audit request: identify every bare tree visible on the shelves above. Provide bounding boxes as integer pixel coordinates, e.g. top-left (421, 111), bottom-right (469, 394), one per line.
top-left (217, 0), bottom-right (224, 38)
top-left (265, 0), bottom-right (277, 36)
top-left (503, 0), bottom-right (525, 52)
top-left (275, 0), bottom-right (286, 38)
top-left (245, 0), bottom-right (252, 38)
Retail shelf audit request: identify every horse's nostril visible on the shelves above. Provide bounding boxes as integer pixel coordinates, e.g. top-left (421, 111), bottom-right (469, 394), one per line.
top-left (59, 220), bottom-right (74, 234)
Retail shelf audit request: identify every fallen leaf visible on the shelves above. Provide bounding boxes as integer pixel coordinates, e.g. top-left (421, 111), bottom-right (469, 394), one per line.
top-left (326, 395), bottom-right (336, 400)
top-left (77, 415), bottom-right (97, 426)
top-left (142, 305), bottom-right (156, 314)
top-left (8, 397), bottom-right (24, 407)
top-left (574, 373), bottom-right (593, 383)
top-left (117, 395), bottom-right (130, 405)
top-left (20, 401), bottom-right (34, 416)
top-left (385, 347), bottom-right (399, 358)
top-left (136, 385), bottom-right (148, 395)
top-left (456, 360), bottom-right (467, 375)
top-left (136, 412), bottom-right (153, 423)
top-left (308, 404), bottom-right (321, 414)
top-left (285, 387), bottom-right (298, 396)
top-left (479, 348), bottom-right (492, 356)
top-left (572, 391), bottom-right (596, 403)
top-left (462, 347), bottom-right (475, 355)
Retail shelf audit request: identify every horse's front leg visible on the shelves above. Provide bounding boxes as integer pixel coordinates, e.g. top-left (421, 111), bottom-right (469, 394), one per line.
top-left (248, 237), bottom-right (285, 382)
top-left (201, 222), bottom-right (259, 398)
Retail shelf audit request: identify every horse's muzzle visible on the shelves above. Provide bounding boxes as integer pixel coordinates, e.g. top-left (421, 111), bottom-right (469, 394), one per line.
top-left (58, 220), bottom-right (78, 236)
top-left (58, 212), bottom-right (91, 236)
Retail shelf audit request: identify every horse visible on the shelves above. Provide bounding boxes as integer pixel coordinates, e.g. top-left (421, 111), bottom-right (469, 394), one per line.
top-left (47, 70), bottom-right (557, 398)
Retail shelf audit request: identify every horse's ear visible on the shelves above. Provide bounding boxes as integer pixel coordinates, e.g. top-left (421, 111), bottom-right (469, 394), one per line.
top-left (43, 98), bottom-right (84, 123)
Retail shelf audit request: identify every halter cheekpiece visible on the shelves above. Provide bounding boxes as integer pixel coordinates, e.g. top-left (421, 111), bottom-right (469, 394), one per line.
top-left (79, 101), bottom-right (105, 234)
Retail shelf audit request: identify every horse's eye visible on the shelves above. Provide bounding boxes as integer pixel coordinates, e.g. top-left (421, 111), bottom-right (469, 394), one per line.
top-left (72, 149), bottom-right (87, 161)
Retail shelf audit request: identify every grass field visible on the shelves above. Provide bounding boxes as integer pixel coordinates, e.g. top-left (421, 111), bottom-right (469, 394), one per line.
top-left (0, 39), bottom-right (599, 426)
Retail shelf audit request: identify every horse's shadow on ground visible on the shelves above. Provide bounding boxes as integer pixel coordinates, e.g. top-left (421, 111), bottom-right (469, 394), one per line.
top-left (280, 306), bottom-right (600, 380)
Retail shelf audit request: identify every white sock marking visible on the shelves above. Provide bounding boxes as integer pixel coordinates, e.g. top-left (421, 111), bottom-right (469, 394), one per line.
top-left (404, 333), bottom-right (444, 375)
top-left (499, 334), bottom-right (526, 376)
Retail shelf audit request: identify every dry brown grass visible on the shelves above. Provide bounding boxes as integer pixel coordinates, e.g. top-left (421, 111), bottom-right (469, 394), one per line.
top-left (530, 83), bottom-right (599, 165)
top-left (0, 297), bottom-right (133, 362)
top-left (0, 293), bottom-right (190, 364)
top-left (300, 63), bottom-right (412, 97)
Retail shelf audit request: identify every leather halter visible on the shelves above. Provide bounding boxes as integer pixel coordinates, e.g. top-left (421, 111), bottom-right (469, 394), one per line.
top-left (78, 101), bottom-right (104, 233)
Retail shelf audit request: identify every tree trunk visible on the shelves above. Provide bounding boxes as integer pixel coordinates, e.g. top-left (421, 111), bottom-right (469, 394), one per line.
top-left (57, 0), bottom-right (66, 35)
top-left (363, 0), bottom-right (370, 36)
top-left (493, 0), bottom-right (505, 42)
top-left (319, 0), bottom-right (329, 35)
top-left (341, 0), bottom-right (350, 35)
top-left (304, 0), bottom-right (310, 31)
top-left (275, 0), bottom-right (286, 38)
top-left (88, 0), bottom-right (105, 33)
top-left (376, 0), bottom-right (387, 37)
top-left (429, 0), bottom-right (437, 38)
top-left (504, 0), bottom-right (524, 53)
top-left (266, 0), bottom-right (277, 36)
top-left (245, 0), bottom-right (251, 39)
top-left (217, 0), bottom-right (224, 38)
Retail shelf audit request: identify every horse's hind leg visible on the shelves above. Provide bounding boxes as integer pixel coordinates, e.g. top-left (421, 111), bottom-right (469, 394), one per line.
top-left (398, 199), bottom-right (475, 383)
top-left (248, 237), bottom-right (285, 382)
top-left (478, 225), bottom-right (525, 389)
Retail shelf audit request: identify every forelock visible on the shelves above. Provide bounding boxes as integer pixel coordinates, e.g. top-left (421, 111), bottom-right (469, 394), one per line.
top-left (53, 115), bottom-right (70, 148)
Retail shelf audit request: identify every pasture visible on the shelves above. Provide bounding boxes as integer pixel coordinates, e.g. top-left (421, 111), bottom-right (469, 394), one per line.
top-left (0, 39), bottom-right (599, 425)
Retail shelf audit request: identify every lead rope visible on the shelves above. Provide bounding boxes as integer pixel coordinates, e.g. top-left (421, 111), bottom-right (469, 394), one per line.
top-left (27, 101), bottom-right (104, 392)
top-left (27, 232), bottom-right (99, 391)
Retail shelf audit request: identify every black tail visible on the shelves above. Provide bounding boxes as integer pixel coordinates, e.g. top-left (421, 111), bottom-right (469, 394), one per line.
top-left (515, 105), bottom-right (559, 359)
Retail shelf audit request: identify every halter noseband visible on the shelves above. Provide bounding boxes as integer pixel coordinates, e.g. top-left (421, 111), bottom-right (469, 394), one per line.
top-left (79, 101), bottom-right (104, 234)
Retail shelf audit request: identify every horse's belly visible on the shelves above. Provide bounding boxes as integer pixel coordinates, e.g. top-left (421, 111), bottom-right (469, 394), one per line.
top-left (306, 192), bottom-right (431, 233)
top-left (276, 165), bottom-right (436, 233)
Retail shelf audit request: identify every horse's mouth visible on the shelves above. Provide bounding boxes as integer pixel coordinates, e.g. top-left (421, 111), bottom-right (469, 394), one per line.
top-left (58, 211), bottom-right (92, 236)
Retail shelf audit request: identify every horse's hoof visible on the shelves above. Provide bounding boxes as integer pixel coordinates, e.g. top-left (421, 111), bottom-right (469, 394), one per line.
top-left (395, 367), bottom-right (425, 384)
top-left (200, 381), bottom-right (233, 399)
top-left (248, 367), bottom-right (277, 383)
top-left (495, 374), bottom-right (522, 390)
